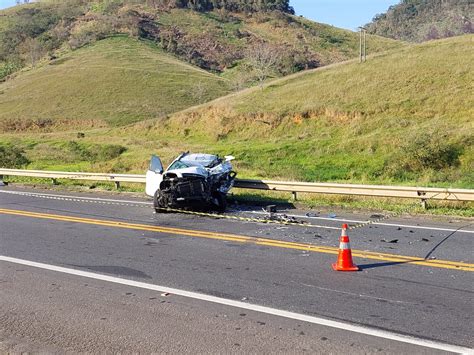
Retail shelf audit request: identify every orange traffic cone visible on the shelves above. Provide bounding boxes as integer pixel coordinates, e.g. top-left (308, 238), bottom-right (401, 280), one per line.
top-left (332, 224), bottom-right (359, 271)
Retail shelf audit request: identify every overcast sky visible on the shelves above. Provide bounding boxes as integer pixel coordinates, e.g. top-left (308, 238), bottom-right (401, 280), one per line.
top-left (0, 0), bottom-right (399, 31)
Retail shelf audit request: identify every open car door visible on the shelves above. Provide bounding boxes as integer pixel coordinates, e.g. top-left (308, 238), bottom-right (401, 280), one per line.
top-left (145, 155), bottom-right (164, 197)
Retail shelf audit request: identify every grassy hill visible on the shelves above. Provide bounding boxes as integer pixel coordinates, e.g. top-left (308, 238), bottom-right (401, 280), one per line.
top-left (1, 36), bottom-right (471, 189)
top-left (0, 36), bottom-right (230, 129)
top-left (0, 1), bottom-right (402, 132)
top-left (140, 35), bottom-right (474, 187)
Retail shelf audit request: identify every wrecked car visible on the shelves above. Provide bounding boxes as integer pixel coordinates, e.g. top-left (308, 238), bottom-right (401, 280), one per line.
top-left (145, 152), bottom-right (236, 212)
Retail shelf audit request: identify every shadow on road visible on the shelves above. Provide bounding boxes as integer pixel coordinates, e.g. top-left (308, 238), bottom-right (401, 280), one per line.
top-left (358, 261), bottom-right (409, 270)
top-left (423, 223), bottom-right (473, 260)
top-left (358, 223), bottom-right (473, 270)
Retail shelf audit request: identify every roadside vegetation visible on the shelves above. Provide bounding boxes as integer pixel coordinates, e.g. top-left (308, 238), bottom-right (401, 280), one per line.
top-left (0, 144), bottom-right (29, 168)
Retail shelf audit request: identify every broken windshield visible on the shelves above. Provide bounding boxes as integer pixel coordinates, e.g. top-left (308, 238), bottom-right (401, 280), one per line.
top-left (168, 161), bottom-right (190, 170)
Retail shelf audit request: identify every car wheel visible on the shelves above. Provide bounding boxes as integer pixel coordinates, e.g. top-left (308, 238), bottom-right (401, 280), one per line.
top-left (153, 190), bottom-right (163, 213)
top-left (213, 192), bottom-right (227, 213)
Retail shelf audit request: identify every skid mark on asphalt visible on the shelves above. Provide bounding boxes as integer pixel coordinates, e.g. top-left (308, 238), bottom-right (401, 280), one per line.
top-left (0, 207), bottom-right (473, 272)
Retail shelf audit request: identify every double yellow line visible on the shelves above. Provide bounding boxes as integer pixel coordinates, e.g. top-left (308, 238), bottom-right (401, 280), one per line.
top-left (0, 208), bottom-right (472, 272)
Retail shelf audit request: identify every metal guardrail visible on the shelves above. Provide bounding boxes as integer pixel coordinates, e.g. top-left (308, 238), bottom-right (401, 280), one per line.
top-left (0, 168), bottom-right (473, 202)
top-left (0, 168), bottom-right (145, 187)
top-left (235, 180), bottom-right (474, 202)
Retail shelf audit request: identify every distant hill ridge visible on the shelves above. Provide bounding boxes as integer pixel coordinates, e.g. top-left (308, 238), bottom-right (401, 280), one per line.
top-left (366, 0), bottom-right (473, 42)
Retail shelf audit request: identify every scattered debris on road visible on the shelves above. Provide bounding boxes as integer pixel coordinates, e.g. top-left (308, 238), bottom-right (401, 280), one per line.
top-left (381, 239), bottom-right (399, 243)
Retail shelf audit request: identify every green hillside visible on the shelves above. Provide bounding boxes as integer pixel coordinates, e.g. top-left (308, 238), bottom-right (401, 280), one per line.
top-left (150, 35), bottom-right (474, 187)
top-left (1, 36), bottom-right (471, 189)
top-left (0, 36), bottom-right (230, 129)
top-left (0, 0), bottom-right (403, 132)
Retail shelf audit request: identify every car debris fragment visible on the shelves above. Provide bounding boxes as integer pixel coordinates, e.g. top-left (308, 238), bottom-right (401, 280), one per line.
top-left (370, 214), bottom-right (385, 219)
top-left (265, 205), bottom-right (277, 213)
top-left (258, 211), bottom-right (308, 225)
top-left (381, 239), bottom-right (399, 243)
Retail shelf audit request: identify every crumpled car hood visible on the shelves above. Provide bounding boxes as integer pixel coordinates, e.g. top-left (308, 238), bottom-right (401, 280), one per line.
top-left (165, 166), bottom-right (209, 178)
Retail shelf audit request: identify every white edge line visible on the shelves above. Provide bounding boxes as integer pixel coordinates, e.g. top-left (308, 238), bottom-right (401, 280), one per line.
top-left (372, 221), bottom-right (474, 234)
top-left (1, 255), bottom-right (471, 354)
top-left (246, 211), bottom-right (474, 234)
top-left (2, 190), bottom-right (473, 234)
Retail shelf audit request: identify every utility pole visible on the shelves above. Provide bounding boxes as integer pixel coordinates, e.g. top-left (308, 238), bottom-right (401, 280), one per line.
top-left (363, 28), bottom-right (367, 62)
top-left (359, 27), bottom-right (367, 63)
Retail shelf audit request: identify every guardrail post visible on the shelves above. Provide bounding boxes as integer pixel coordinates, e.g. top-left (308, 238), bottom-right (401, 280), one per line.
top-left (114, 181), bottom-right (120, 189)
top-left (421, 198), bottom-right (427, 210)
top-left (417, 191), bottom-right (427, 209)
top-left (292, 191), bottom-right (298, 201)
top-left (51, 178), bottom-right (58, 185)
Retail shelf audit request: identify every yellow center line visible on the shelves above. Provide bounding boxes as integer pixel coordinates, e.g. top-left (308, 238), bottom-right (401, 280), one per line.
top-left (1, 208), bottom-right (472, 272)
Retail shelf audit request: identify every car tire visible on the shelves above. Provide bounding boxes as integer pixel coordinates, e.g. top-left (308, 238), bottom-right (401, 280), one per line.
top-left (213, 192), bottom-right (227, 213)
top-left (153, 190), bottom-right (163, 213)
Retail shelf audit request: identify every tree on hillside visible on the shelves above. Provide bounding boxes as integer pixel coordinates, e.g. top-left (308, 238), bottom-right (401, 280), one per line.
top-left (173, 0), bottom-right (294, 13)
top-left (246, 41), bottom-right (280, 89)
top-left (20, 37), bottom-right (44, 67)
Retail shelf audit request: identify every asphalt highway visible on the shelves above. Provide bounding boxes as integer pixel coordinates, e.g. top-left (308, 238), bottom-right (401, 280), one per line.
top-left (1, 186), bottom-right (473, 353)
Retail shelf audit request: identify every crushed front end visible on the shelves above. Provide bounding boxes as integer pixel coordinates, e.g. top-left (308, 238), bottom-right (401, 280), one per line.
top-left (152, 153), bottom-right (236, 212)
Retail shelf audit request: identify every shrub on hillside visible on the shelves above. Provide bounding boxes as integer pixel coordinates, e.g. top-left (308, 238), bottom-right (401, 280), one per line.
top-left (65, 141), bottom-right (126, 162)
top-left (0, 62), bottom-right (22, 81)
top-left (91, 144), bottom-right (127, 161)
top-left (0, 145), bottom-right (30, 168)
top-left (68, 19), bottom-right (116, 49)
top-left (384, 132), bottom-right (463, 179)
